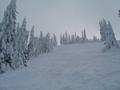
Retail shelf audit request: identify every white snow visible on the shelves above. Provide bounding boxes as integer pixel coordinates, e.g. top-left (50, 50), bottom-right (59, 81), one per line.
top-left (0, 42), bottom-right (120, 90)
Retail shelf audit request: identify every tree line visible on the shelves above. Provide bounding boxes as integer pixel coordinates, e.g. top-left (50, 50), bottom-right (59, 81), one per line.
top-left (0, 0), bottom-right (57, 73)
top-left (60, 29), bottom-right (99, 45)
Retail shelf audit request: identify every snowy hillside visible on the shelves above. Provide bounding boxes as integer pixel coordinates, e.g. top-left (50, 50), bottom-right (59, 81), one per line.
top-left (0, 42), bottom-right (120, 90)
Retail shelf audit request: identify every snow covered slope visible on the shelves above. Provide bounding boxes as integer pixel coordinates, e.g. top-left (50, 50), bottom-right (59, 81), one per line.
top-left (0, 42), bottom-right (120, 90)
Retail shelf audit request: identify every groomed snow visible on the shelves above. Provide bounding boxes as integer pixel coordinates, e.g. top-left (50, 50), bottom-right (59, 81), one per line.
top-left (0, 42), bottom-right (120, 90)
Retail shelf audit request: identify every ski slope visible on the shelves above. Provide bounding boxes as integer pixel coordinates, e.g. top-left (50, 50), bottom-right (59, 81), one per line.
top-left (0, 42), bottom-right (120, 90)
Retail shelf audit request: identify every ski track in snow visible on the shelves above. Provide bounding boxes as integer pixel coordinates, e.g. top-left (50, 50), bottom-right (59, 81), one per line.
top-left (0, 42), bottom-right (120, 90)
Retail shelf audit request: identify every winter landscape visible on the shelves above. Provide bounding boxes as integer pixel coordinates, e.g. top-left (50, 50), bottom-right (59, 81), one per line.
top-left (0, 0), bottom-right (120, 90)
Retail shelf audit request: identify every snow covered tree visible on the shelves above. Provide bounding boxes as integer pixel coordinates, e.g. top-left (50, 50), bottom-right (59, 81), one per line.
top-left (82, 29), bottom-right (87, 41)
top-left (0, 0), bottom-right (17, 69)
top-left (0, 23), bottom-right (4, 72)
top-left (38, 31), bottom-right (44, 53)
top-left (60, 34), bottom-right (63, 45)
top-left (65, 32), bottom-right (68, 44)
top-left (16, 18), bottom-right (29, 67)
top-left (51, 34), bottom-right (57, 47)
top-left (13, 23), bottom-right (22, 68)
top-left (107, 21), bottom-right (119, 48)
top-left (99, 19), bottom-right (107, 41)
top-left (33, 37), bottom-right (39, 56)
top-left (68, 34), bottom-right (71, 44)
top-left (99, 19), bottom-right (119, 50)
top-left (28, 26), bottom-right (35, 58)
top-left (44, 33), bottom-right (53, 53)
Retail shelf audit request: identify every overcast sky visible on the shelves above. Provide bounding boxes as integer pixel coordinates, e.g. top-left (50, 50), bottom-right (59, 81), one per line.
top-left (0, 0), bottom-right (120, 39)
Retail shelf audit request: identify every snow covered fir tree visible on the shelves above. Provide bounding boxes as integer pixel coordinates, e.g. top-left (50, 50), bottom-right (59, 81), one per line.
top-left (0, 0), bottom-right (18, 72)
top-left (99, 19), bottom-right (119, 51)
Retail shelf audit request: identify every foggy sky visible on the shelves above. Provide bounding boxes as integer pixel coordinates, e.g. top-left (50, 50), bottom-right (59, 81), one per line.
top-left (0, 0), bottom-right (120, 39)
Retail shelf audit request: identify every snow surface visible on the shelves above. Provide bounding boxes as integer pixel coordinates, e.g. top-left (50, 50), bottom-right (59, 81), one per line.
top-left (0, 42), bottom-right (120, 90)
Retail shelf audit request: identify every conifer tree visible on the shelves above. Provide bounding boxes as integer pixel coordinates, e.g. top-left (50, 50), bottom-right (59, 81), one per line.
top-left (28, 26), bottom-right (35, 58)
top-left (0, 0), bottom-right (17, 69)
top-left (99, 19), bottom-right (119, 50)
top-left (52, 34), bottom-right (57, 47)
top-left (18, 18), bottom-right (28, 66)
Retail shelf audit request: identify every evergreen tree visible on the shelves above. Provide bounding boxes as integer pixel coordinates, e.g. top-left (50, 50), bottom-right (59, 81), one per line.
top-left (107, 21), bottom-right (119, 48)
top-left (0, 0), bottom-right (17, 69)
top-left (62, 34), bottom-right (66, 45)
top-left (99, 19), bottom-right (119, 50)
top-left (68, 34), bottom-right (71, 44)
top-left (13, 23), bottom-right (22, 68)
top-left (45, 33), bottom-right (53, 53)
top-left (60, 34), bottom-right (63, 45)
top-left (39, 31), bottom-right (44, 53)
top-left (99, 19), bottom-right (107, 41)
top-left (82, 29), bottom-right (87, 41)
top-left (18, 18), bottom-right (29, 66)
top-left (28, 26), bottom-right (35, 58)
top-left (65, 32), bottom-right (68, 44)
top-left (34, 37), bottom-right (39, 56)
top-left (51, 34), bottom-right (57, 47)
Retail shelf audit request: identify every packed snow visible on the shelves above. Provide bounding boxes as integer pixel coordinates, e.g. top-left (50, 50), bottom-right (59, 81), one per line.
top-left (0, 42), bottom-right (120, 90)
